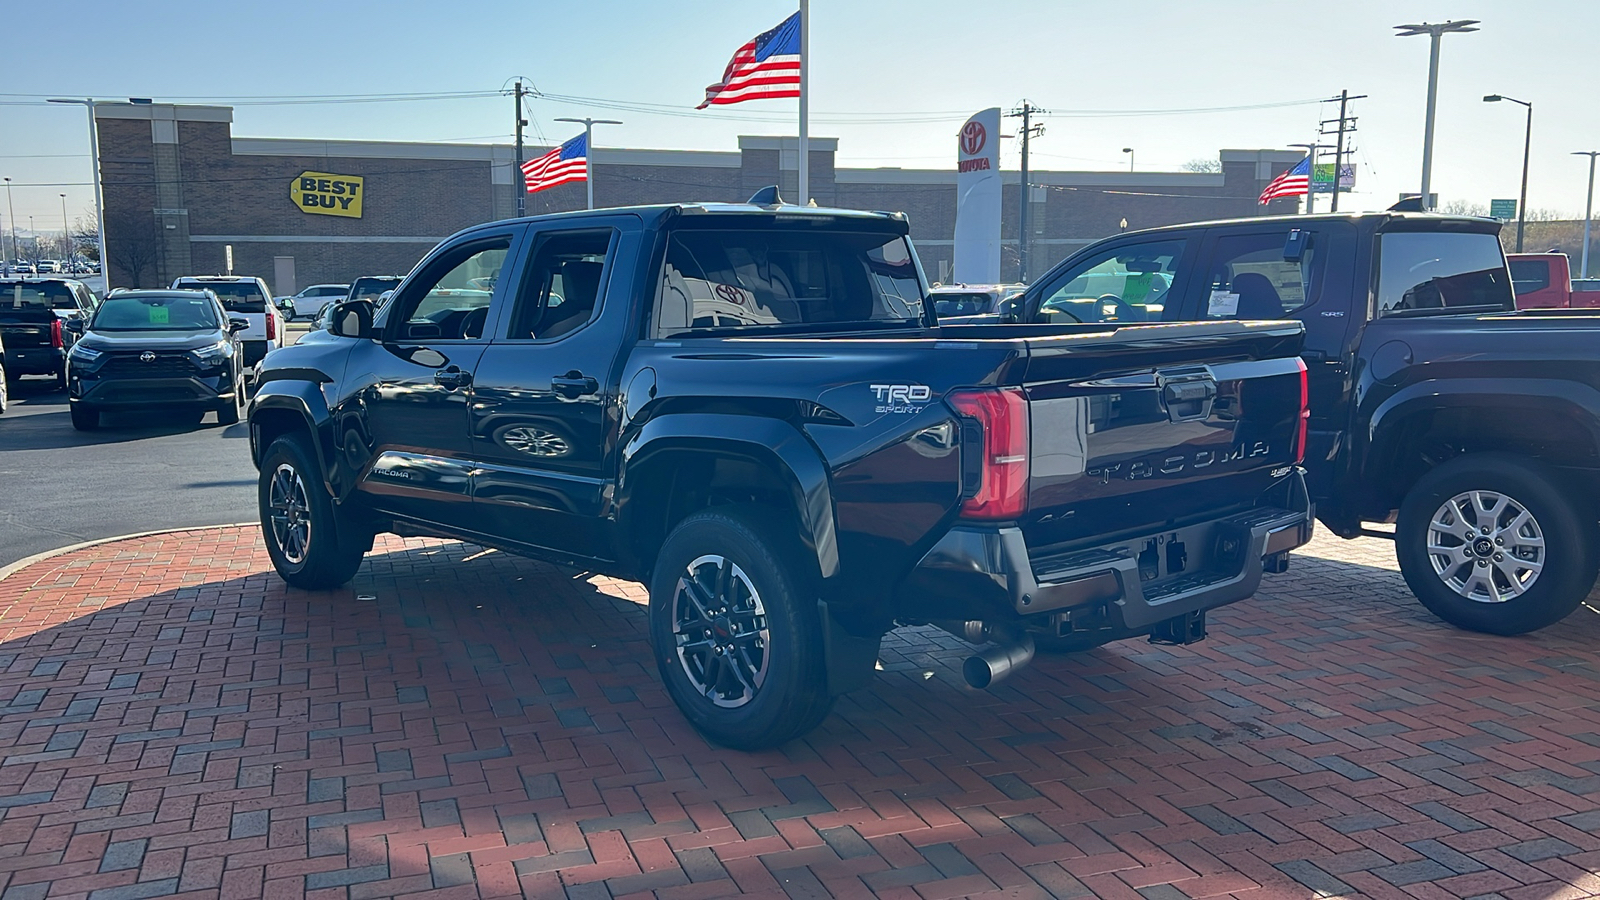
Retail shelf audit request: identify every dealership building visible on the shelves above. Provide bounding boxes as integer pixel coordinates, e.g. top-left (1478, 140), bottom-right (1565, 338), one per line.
top-left (95, 102), bottom-right (1306, 293)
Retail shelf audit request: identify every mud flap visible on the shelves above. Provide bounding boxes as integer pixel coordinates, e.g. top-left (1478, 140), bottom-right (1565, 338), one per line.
top-left (819, 600), bottom-right (882, 695)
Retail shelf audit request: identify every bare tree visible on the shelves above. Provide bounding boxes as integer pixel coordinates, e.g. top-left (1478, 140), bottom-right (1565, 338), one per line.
top-left (105, 209), bottom-right (160, 287)
top-left (1182, 158), bottom-right (1223, 174)
top-left (71, 214), bottom-right (100, 263)
top-left (1439, 199), bottom-right (1489, 217)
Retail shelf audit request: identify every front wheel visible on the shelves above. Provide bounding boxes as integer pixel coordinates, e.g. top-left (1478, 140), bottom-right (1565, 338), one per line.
top-left (1396, 453), bottom-right (1598, 635)
top-left (258, 434), bottom-right (366, 590)
top-left (648, 508), bottom-right (833, 750)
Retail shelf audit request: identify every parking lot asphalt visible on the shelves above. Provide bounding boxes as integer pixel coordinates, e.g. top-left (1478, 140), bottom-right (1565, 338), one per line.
top-left (1, 525), bottom-right (1598, 899)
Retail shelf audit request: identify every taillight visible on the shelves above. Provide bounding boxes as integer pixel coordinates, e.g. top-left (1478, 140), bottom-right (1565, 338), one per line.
top-left (266, 311), bottom-right (276, 341)
top-left (50, 319), bottom-right (63, 349)
top-left (1293, 358), bottom-right (1309, 465)
top-left (948, 388), bottom-right (1030, 520)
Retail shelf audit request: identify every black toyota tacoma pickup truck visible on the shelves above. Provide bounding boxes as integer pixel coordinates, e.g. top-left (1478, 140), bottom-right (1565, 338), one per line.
top-left (248, 197), bottom-right (1312, 748)
top-left (998, 209), bottom-right (1600, 637)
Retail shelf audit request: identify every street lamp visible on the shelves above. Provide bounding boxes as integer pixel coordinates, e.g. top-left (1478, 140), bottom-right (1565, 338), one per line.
top-left (1396, 20), bottom-right (1479, 211)
top-left (1574, 152), bottom-right (1599, 279)
top-left (552, 116), bottom-right (624, 210)
top-left (47, 98), bottom-right (112, 286)
top-left (3, 176), bottom-right (17, 264)
top-left (60, 193), bottom-right (69, 262)
top-left (1122, 147), bottom-right (1134, 172)
top-left (1484, 95), bottom-right (1532, 252)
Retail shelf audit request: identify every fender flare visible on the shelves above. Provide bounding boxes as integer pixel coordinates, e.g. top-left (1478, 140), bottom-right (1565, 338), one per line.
top-left (1368, 377), bottom-right (1600, 468)
top-left (249, 380), bottom-right (337, 492)
top-left (618, 412), bottom-right (839, 582)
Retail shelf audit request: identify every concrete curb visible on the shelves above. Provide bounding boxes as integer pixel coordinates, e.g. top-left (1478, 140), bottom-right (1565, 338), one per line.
top-left (0, 523), bottom-right (256, 584)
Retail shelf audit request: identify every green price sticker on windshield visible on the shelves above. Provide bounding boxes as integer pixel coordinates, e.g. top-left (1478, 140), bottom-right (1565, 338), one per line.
top-left (1121, 272), bottom-right (1154, 302)
top-left (148, 306), bottom-right (169, 325)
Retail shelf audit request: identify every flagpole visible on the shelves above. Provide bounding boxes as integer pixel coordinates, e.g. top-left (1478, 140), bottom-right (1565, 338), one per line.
top-left (797, 0), bottom-right (809, 205)
top-left (555, 116), bottom-right (622, 210)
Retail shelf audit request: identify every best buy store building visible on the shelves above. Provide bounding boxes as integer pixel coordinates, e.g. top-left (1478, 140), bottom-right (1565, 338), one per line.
top-left (96, 102), bottom-right (1302, 292)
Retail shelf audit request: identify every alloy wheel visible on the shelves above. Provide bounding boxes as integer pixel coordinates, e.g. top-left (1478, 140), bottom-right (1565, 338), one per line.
top-left (268, 463), bottom-right (313, 565)
top-left (1426, 489), bottom-right (1545, 603)
top-left (672, 554), bottom-right (770, 708)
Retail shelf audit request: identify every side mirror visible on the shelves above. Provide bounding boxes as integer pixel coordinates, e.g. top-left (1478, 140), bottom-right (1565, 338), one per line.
top-left (65, 317), bottom-right (85, 334)
top-left (228, 317), bottom-right (250, 334)
top-left (328, 300), bottom-right (375, 339)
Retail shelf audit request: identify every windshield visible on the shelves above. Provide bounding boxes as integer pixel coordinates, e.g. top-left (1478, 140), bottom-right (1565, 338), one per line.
top-left (350, 277), bottom-right (402, 302)
top-left (932, 292), bottom-right (996, 318)
top-left (4, 282), bottom-right (79, 311)
top-left (177, 281), bottom-right (266, 313)
top-left (1378, 233), bottom-right (1514, 314)
top-left (92, 294), bottom-right (219, 331)
top-left (657, 228), bottom-right (925, 336)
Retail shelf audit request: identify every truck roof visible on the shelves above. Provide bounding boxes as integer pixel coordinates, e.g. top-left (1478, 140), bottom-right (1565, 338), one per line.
top-left (1111, 211), bottom-right (1501, 240)
top-left (456, 196), bottom-right (908, 241)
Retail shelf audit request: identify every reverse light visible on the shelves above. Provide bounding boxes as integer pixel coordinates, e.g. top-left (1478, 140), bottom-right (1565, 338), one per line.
top-left (948, 387), bottom-right (1030, 520)
top-left (1293, 358), bottom-right (1309, 465)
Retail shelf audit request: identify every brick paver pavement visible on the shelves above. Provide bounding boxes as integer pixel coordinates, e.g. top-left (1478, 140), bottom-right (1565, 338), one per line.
top-left (0, 526), bottom-right (1598, 900)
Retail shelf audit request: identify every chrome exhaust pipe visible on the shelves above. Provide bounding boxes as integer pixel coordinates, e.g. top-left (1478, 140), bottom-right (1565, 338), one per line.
top-left (963, 634), bottom-right (1035, 689)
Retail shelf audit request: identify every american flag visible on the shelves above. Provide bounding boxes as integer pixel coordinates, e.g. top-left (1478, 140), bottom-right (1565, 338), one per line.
top-left (698, 12), bottom-right (801, 108)
top-left (1258, 156), bottom-right (1311, 205)
top-left (521, 133), bottom-right (587, 194)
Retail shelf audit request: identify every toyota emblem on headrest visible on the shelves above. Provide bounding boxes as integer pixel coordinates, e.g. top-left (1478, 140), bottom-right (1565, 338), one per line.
top-left (140, 351), bottom-right (156, 363)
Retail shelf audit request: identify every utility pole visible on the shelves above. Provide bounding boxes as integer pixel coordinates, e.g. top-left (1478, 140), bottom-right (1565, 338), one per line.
top-left (514, 81), bottom-right (527, 218)
top-left (1288, 142), bottom-right (1327, 214)
top-left (1574, 151), bottom-right (1599, 279)
top-left (1320, 90), bottom-right (1367, 213)
top-left (554, 117), bottom-right (623, 210)
top-left (1007, 100), bottom-right (1045, 282)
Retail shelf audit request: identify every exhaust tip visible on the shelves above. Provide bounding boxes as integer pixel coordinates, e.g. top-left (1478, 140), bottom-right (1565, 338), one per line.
top-left (962, 635), bottom-right (1035, 689)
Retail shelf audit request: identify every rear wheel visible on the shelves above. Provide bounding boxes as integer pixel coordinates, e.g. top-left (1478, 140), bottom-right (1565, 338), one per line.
top-left (69, 403), bottom-right (98, 431)
top-left (1396, 453), bottom-right (1598, 635)
top-left (259, 433), bottom-right (366, 590)
top-left (648, 508), bottom-right (833, 750)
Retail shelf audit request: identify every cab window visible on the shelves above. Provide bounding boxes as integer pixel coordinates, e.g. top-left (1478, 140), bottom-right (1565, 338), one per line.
top-left (506, 230), bottom-right (615, 340)
top-left (1035, 239), bottom-right (1186, 324)
top-left (390, 240), bottom-right (508, 341)
top-left (1197, 232), bottom-right (1319, 320)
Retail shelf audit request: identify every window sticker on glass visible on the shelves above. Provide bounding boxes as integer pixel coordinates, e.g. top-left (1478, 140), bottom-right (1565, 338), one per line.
top-left (1207, 290), bottom-right (1239, 317)
top-left (148, 305), bottom-right (170, 325)
top-left (1121, 272), bottom-right (1154, 303)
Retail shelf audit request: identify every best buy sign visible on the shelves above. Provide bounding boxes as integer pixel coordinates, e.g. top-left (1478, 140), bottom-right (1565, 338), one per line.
top-left (291, 171), bottom-right (364, 218)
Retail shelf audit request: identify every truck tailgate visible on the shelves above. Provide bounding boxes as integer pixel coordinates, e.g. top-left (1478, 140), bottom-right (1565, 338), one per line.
top-left (1009, 321), bottom-right (1306, 550)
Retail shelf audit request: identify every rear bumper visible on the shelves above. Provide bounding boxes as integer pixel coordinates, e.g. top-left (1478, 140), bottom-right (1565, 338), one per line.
top-left (3, 346), bottom-right (66, 375)
top-left (901, 469), bottom-right (1314, 641)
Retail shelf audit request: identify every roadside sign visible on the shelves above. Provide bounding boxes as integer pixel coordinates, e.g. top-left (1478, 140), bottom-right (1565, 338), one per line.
top-left (1490, 199), bottom-right (1517, 220)
top-left (291, 172), bottom-right (365, 218)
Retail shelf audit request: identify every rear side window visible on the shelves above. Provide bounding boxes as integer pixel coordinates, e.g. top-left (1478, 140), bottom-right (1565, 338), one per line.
top-left (179, 281), bottom-right (267, 313)
top-left (1378, 233), bottom-right (1514, 314)
top-left (1508, 259), bottom-right (1552, 295)
top-left (508, 230), bottom-right (615, 340)
top-left (4, 282), bottom-right (79, 310)
top-left (656, 228), bottom-right (924, 337)
top-left (1197, 232), bottom-right (1319, 319)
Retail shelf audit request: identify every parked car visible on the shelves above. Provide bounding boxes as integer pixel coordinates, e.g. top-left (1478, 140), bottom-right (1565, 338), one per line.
top-left (928, 282), bottom-right (1027, 323)
top-left (998, 210), bottom-right (1600, 636)
top-left (278, 283), bottom-right (350, 321)
top-left (169, 275), bottom-right (281, 372)
top-left (0, 277), bottom-right (95, 389)
top-left (66, 289), bottom-right (250, 431)
top-left (249, 195), bottom-right (1313, 749)
top-left (1506, 253), bottom-right (1600, 309)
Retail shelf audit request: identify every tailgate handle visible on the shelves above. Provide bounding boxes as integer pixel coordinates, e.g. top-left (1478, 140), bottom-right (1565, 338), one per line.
top-left (1160, 373), bottom-right (1217, 422)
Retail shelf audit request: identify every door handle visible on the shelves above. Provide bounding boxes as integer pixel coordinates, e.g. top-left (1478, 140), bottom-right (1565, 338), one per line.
top-left (433, 366), bottom-right (473, 389)
top-left (552, 371), bottom-right (599, 399)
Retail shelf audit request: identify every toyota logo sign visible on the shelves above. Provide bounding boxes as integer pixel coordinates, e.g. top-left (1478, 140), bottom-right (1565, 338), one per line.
top-left (960, 121), bottom-right (987, 156)
top-left (139, 351), bottom-right (156, 363)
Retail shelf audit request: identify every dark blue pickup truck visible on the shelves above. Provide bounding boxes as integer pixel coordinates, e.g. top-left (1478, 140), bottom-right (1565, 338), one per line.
top-left (247, 197), bottom-right (1312, 748)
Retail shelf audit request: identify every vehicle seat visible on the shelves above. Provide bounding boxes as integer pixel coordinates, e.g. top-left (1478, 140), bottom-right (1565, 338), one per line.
top-left (1230, 273), bottom-right (1284, 319)
top-left (540, 261), bottom-right (602, 338)
top-left (460, 306), bottom-right (489, 340)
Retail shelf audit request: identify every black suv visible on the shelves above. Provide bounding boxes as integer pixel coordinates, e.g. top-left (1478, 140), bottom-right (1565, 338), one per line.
top-left (67, 289), bottom-right (250, 430)
top-left (0, 277), bottom-right (96, 389)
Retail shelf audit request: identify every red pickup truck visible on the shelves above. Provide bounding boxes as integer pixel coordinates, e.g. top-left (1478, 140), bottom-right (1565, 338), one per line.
top-left (1508, 253), bottom-right (1600, 309)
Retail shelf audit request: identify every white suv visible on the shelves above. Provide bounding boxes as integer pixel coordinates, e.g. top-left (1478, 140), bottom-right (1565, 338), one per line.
top-left (280, 283), bottom-right (351, 321)
top-left (170, 275), bottom-right (282, 372)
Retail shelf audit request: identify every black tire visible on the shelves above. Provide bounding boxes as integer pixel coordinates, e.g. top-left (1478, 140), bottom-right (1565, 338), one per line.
top-left (1396, 453), bottom-right (1598, 635)
top-left (54, 364), bottom-right (67, 391)
top-left (216, 398), bottom-right (240, 426)
top-left (69, 403), bottom-right (98, 431)
top-left (258, 433), bottom-right (366, 590)
top-left (0, 374), bottom-right (8, 414)
top-left (648, 507), bottom-right (833, 750)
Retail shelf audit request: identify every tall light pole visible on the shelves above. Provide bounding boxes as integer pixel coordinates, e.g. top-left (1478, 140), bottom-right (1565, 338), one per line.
top-left (552, 117), bottom-right (623, 210)
top-left (1396, 20), bottom-right (1479, 211)
top-left (1122, 147), bottom-right (1134, 172)
top-left (1289, 142), bottom-right (1327, 214)
top-left (1484, 95), bottom-right (1532, 252)
top-left (1575, 151), bottom-right (1599, 279)
top-left (60, 193), bottom-right (70, 261)
top-left (47, 98), bottom-right (110, 285)
top-left (3, 176), bottom-right (17, 264)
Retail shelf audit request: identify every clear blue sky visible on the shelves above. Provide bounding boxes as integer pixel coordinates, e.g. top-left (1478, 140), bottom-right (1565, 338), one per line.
top-left (3, 0), bottom-right (1597, 232)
